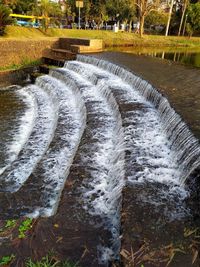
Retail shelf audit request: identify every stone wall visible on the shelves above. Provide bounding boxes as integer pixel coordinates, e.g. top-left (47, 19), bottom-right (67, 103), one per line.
top-left (0, 38), bottom-right (59, 67)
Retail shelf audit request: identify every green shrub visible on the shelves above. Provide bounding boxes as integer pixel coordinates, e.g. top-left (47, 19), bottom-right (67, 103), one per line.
top-left (0, 5), bottom-right (14, 36)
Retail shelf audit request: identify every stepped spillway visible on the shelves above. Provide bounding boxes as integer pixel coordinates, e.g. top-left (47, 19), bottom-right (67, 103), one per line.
top-left (0, 55), bottom-right (199, 266)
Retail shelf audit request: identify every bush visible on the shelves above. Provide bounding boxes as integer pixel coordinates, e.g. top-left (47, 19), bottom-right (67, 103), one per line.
top-left (0, 5), bottom-right (14, 36)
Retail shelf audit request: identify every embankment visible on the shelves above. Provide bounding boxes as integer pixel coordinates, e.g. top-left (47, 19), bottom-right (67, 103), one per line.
top-left (0, 38), bottom-right (59, 68)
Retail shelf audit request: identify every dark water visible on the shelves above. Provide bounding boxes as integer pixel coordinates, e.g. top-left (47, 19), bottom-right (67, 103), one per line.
top-left (108, 47), bottom-right (200, 68)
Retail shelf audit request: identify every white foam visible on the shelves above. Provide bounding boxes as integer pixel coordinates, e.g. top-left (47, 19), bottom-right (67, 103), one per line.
top-left (65, 59), bottom-right (188, 214)
top-left (1, 85), bottom-right (59, 191)
top-left (33, 75), bottom-right (86, 217)
top-left (49, 68), bottom-right (125, 262)
top-left (0, 89), bottom-right (36, 175)
top-left (66, 61), bottom-right (181, 181)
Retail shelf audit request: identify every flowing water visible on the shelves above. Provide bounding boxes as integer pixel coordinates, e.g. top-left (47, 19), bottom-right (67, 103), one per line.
top-left (0, 55), bottom-right (199, 265)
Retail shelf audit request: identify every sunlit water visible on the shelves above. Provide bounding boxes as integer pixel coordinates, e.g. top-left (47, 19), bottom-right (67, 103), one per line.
top-left (108, 46), bottom-right (200, 68)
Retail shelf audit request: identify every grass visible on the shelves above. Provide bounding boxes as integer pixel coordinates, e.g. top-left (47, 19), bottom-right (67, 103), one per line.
top-left (26, 256), bottom-right (80, 267)
top-left (3, 25), bottom-right (200, 48)
top-left (0, 254), bottom-right (15, 266)
top-left (0, 255), bottom-right (79, 267)
top-left (18, 218), bottom-right (33, 239)
top-left (0, 58), bottom-right (41, 72)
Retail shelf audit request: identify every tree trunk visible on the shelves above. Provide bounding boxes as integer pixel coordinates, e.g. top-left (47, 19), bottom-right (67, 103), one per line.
top-left (139, 15), bottom-right (145, 37)
top-left (129, 20), bottom-right (132, 32)
top-left (182, 14), bottom-right (188, 35)
top-left (178, 0), bottom-right (188, 36)
top-left (165, 0), bottom-right (174, 36)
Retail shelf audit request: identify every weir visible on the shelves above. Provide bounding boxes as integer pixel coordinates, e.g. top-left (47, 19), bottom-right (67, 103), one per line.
top-left (76, 55), bottom-right (200, 184)
top-left (0, 55), bottom-right (199, 266)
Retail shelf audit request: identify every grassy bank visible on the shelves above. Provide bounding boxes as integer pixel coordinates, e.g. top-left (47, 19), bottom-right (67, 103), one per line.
top-left (0, 59), bottom-right (41, 72)
top-left (3, 26), bottom-right (200, 48)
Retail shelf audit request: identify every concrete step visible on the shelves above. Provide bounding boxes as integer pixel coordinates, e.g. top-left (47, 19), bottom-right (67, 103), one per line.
top-left (39, 64), bottom-right (50, 74)
top-left (59, 38), bottom-right (103, 53)
top-left (42, 56), bottom-right (66, 67)
top-left (70, 45), bottom-right (103, 54)
top-left (51, 49), bottom-right (76, 60)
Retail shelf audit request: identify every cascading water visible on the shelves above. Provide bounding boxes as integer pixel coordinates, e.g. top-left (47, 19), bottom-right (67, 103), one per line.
top-left (74, 55), bottom-right (200, 184)
top-left (50, 67), bottom-right (125, 262)
top-left (0, 74), bottom-right (86, 218)
top-left (0, 85), bottom-right (58, 192)
top-left (0, 87), bottom-right (36, 176)
top-left (64, 58), bottom-right (190, 220)
top-left (0, 55), bottom-right (199, 266)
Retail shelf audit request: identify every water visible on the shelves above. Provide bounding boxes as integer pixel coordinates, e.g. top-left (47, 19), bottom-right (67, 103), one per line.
top-left (0, 55), bottom-right (199, 265)
top-left (75, 55), bottom-right (200, 184)
top-left (108, 47), bottom-right (200, 68)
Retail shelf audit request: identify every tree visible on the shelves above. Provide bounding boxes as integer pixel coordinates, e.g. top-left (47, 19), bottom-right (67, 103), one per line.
top-left (187, 2), bottom-right (200, 34)
top-left (0, 0), bottom-right (17, 6)
top-left (106, 0), bottom-right (136, 31)
top-left (178, 0), bottom-right (189, 35)
top-left (89, 0), bottom-right (106, 28)
top-left (165, 0), bottom-right (174, 36)
top-left (82, 0), bottom-right (91, 24)
top-left (121, 0), bottom-right (136, 32)
top-left (0, 4), bottom-right (14, 35)
top-left (145, 10), bottom-right (168, 29)
top-left (135, 0), bottom-right (160, 37)
top-left (33, 0), bottom-right (63, 31)
top-left (10, 0), bottom-right (36, 15)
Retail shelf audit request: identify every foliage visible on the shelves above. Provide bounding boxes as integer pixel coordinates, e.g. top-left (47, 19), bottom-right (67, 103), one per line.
top-left (185, 22), bottom-right (193, 37)
top-left (0, 4), bottom-right (14, 35)
top-left (89, 0), bottom-right (106, 26)
top-left (18, 218), bottom-right (33, 239)
top-left (0, 219), bottom-right (16, 232)
top-left (0, 254), bottom-right (15, 266)
top-left (135, 0), bottom-right (160, 37)
top-left (1, 0), bottom-right (37, 14)
top-left (145, 11), bottom-right (168, 28)
top-left (187, 3), bottom-right (200, 32)
top-left (106, 0), bottom-right (136, 25)
top-left (33, 0), bottom-right (63, 31)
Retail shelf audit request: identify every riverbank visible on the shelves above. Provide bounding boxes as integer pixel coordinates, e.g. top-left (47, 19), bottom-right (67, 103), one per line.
top-left (3, 26), bottom-right (200, 48)
top-left (0, 26), bottom-right (199, 71)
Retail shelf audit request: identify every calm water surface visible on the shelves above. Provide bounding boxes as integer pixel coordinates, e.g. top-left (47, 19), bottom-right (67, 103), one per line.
top-left (108, 47), bottom-right (200, 68)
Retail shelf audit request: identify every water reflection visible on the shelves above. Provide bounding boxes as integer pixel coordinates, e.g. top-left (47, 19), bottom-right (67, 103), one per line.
top-left (108, 47), bottom-right (200, 68)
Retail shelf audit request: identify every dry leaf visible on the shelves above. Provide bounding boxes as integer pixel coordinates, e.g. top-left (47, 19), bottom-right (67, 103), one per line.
top-left (192, 249), bottom-right (198, 264)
